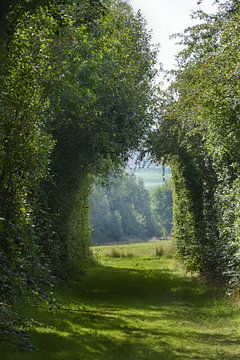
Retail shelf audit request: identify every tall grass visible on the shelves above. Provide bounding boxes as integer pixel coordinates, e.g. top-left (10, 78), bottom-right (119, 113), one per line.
top-left (106, 248), bottom-right (134, 258)
top-left (155, 244), bottom-right (164, 257)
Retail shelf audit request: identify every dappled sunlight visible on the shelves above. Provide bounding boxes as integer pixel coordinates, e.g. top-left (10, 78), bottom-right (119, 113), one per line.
top-left (3, 242), bottom-right (239, 359)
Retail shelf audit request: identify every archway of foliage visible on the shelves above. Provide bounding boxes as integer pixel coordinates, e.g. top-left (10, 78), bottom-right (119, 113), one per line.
top-left (44, 0), bottom-right (158, 276)
top-left (0, 0), bottom-right (157, 346)
top-left (150, 0), bottom-right (240, 289)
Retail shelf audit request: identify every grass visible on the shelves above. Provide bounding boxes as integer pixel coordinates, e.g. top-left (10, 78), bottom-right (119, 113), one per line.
top-left (2, 240), bottom-right (240, 359)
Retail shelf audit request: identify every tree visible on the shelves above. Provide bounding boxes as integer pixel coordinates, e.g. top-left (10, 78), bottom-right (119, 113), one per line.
top-left (0, 0), bottom-right (158, 345)
top-left (44, 0), bottom-right (157, 274)
top-left (90, 172), bottom-right (159, 244)
top-left (151, 181), bottom-right (173, 238)
top-left (150, 0), bottom-right (240, 285)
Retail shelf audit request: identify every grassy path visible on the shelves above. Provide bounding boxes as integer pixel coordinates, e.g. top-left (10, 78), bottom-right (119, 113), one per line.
top-left (3, 241), bottom-right (240, 359)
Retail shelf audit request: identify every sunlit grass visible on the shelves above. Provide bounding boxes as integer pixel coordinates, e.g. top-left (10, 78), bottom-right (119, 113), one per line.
top-left (2, 240), bottom-right (240, 359)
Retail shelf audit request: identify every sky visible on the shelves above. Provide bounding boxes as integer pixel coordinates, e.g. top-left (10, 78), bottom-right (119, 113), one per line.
top-left (130, 0), bottom-right (218, 71)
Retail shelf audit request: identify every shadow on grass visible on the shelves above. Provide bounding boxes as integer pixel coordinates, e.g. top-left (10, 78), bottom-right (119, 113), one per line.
top-left (60, 263), bottom-right (215, 306)
top-left (3, 263), bottom-right (240, 360)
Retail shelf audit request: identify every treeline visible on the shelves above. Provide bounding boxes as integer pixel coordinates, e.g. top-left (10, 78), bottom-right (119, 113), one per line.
top-left (0, 0), bottom-right (157, 346)
top-left (90, 172), bottom-right (173, 244)
top-left (150, 0), bottom-right (240, 291)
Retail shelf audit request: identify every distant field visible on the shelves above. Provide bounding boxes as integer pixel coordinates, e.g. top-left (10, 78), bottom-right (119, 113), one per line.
top-left (133, 169), bottom-right (172, 190)
top-left (92, 239), bottom-right (173, 259)
top-left (3, 240), bottom-right (240, 360)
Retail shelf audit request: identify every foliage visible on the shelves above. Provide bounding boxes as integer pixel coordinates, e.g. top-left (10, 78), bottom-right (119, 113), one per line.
top-left (0, 0), bottom-right (157, 347)
top-left (42, 0), bottom-right (158, 274)
top-left (106, 247), bottom-right (134, 258)
top-left (155, 244), bottom-right (164, 257)
top-left (0, 3), bottom-right (58, 347)
top-left (151, 181), bottom-right (173, 238)
top-left (150, 0), bottom-right (240, 288)
top-left (90, 172), bottom-right (159, 244)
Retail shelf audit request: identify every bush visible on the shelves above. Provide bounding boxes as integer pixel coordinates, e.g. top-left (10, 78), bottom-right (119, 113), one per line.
top-left (155, 244), bottom-right (164, 257)
top-left (106, 248), bottom-right (134, 258)
top-left (163, 242), bottom-right (173, 258)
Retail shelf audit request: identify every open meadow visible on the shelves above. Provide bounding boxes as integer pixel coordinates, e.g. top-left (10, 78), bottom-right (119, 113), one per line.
top-left (2, 240), bottom-right (240, 360)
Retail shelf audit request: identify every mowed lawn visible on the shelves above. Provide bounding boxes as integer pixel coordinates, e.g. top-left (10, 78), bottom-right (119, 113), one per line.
top-left (2, 240), bottom-right (240, 360)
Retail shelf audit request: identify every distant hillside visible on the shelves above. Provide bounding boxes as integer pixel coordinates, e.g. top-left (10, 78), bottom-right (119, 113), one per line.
top-left (127, 167), bottom-right (172, 191)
